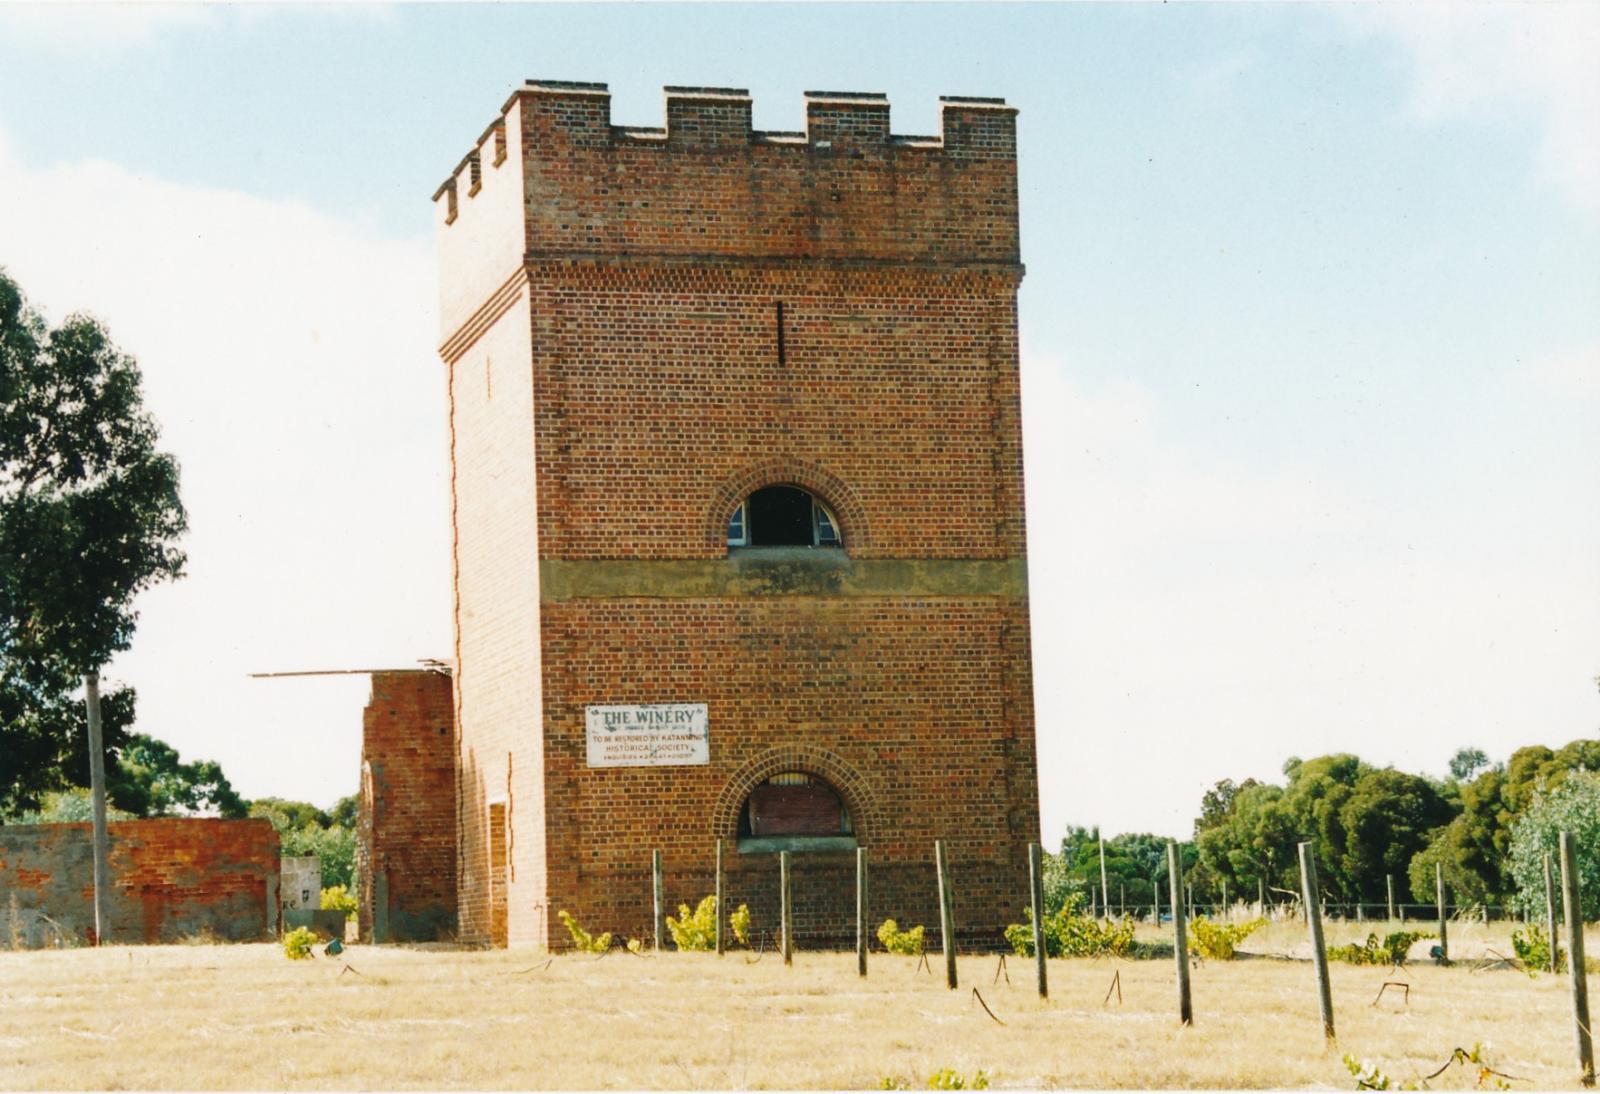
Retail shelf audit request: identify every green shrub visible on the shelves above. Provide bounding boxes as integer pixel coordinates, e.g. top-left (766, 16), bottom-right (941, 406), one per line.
top-left (1327, 930), bottom-right (1431, 966)
top-left (1189, 916), bottom-right (1266, 960)
top-left (666, 895), bottom-right (718, 951)
top-left (660, 895), bottom-right (753, 950)
top-left (282, 926), bottom-right (317, 960)
top-left (927, 1068), bottom-right (989, 1090)
top-left (877, 919), bottom-right (926, 955)
top-left (1003, 907), bottom-right (1136, 958)
top-left (1511, 923), bottom-right (1564, 974)
top-left (558, 909), bottom-right (612, 954)
top-left (319, 884), bottom-right (358, 923)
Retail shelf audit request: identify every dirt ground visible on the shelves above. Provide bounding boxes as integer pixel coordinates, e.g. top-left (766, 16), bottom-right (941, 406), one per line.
top-left (0, 920), bottom-right (1592, 1090)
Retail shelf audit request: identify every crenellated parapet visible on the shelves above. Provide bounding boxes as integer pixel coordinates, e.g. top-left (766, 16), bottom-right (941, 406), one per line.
top-left (433, 80), bottom-right (1020, 286)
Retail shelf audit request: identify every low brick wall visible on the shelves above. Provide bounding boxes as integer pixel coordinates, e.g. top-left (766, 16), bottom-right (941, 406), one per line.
top-left (0, 818), bottom-right (279, 947)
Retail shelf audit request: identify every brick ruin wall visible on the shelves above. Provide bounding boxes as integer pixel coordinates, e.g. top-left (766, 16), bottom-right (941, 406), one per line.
top-left (356, 670), bottom-right (458, 942)
top-left (0, 818), bottom-right (278, 947)
top-left (437, 83), bottom-right (1039, 949)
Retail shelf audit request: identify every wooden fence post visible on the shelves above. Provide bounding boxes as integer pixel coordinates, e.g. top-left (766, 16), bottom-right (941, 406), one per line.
top-left (1299, 841), bottom-right (1335, 1042)
top-left (856, 846), bottom-right (869, 978)
top-left (1258, 876), bottom-right (1265, 914)
top-left (1168, 840), bottom-right (1192, 1025)
top-left (1436, 860), bottom-right (1449, 963)
top-left (1099, 836), bottom-right (1110, 921)
top-left (1559, 831), bottom-right (1593, 1087)
top-left (1153, 874), bottom-right (1161, 925)
top-left (652, 849), bottom-right (665, 953)
top-left (1544, 852), bottom-right (1561, 975)
top-left (1386, 874), bottom-right (1395, 922)
top-left (714, 838), bottom-right (725, 956)
top-left (936, 840), bottom-right (957, 990)
top-left (1222, 879), bottom-right (1229, 917)
top-left (1029, 842), bottom-right (1048, 999)
top-left (780, 850), bottom-right (793, 966)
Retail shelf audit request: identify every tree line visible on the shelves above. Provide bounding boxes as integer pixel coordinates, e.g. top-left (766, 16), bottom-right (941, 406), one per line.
top-left (1047, 740), bottom-right (1600, 920)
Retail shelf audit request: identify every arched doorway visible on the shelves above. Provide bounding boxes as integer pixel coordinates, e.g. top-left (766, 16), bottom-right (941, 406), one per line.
top-left (737, 772), bottom-right (856, 854)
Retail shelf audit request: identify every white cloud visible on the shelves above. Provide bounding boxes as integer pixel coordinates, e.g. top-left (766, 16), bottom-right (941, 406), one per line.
top-left (0, 125), bottom-right (452, 809)
top-left (1021, 349), bottom-right (1600, 842)
top-left (1345, 3), bottom-right (1600, 222)
top-left (1525, 339), bottom-right (1600, 399)
top-left (0, 4), bottom-right (215, 52)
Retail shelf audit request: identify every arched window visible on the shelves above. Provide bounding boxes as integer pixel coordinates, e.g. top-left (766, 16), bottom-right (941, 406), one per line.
top-left (737, 772), bottom-right (856, 853)
top-left (727, 486), bottom-right (842, 548)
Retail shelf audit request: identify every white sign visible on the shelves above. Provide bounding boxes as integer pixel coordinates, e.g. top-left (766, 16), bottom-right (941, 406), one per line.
top-left (585, 703), bottom-right (709, 768)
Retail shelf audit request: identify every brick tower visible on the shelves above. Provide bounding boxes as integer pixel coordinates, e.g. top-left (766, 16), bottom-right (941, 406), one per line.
top-left (433, 81), bottom-right (1038, 949)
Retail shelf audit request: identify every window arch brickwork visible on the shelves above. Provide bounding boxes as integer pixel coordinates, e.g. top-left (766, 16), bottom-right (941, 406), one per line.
top-left (711, 745), bottom-right (881, 846)
top-left (706, 459), bottom-right (869, 554)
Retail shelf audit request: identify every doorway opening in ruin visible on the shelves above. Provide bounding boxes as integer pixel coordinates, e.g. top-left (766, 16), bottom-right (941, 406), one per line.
top-left (488, 801), bottom-right (508, 947)
top-left (737, 772), bottom-right (856, 853)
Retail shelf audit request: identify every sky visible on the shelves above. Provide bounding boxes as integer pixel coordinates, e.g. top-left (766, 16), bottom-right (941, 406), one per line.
top-left (0, 2), bottom-right (1595, 843)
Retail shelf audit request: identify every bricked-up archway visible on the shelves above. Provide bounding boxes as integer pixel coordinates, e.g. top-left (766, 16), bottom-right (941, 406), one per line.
top-left (711, 746), bottom-right (881, 848)
top-left (705, 459), bottom-right (869, 555)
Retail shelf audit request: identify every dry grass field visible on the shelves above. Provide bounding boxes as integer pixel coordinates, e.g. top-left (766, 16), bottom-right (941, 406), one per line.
top-left (0, 919), bottom-right (1593, 1090)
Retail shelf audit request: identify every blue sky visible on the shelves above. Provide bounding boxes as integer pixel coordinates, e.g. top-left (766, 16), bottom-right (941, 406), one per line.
top-left (1, 3), bottom-right (1596, 841)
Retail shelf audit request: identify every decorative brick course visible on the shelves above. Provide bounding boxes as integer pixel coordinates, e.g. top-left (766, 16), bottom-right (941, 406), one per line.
top-left (431, 81), bottom-right (1039, 950)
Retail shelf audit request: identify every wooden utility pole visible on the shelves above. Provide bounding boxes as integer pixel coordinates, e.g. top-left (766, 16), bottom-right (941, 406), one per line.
top-left (1258, 876), bottom-right (1265, 913)
top-left (1544, 852), bottom-right (1560, 975)
top-left (1559, 832), bottom-right (1593, 1087)
top-left (84, 671), bottom-right (110, 946)
top-left (714, 839), bottom-right (725, 956)
top-left (1168, 840), bottom-right (1191, 1025)
top-left (935, 840), bottom-right (957, 989)
top-left (1436, 860), bottom-right (1449, 963)
top-left (856, 847), bottom-right (868, 977)
top-left (1222, 879), bottom-right (1229, 917)
top-left (1299, 841), bottom-right (1335, 1042)
top-left (1029, 842), bottom-right (1048, 999)
top-left (780, 850), bottom-right (793, 966)
top-left (652, 849), bottom-right (665, 952)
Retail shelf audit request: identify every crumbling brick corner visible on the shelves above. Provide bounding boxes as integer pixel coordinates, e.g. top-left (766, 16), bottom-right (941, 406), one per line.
top-left (356, 668), bottom-right (458, 942)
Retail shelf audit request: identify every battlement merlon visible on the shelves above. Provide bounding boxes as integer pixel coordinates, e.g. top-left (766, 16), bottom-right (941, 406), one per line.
top-left (432, 81), bottom-right (1020, 341)
top-left (432, 80), bottom-right (1019, 239)
top-left (432, 83), bottom-right (1014, 189)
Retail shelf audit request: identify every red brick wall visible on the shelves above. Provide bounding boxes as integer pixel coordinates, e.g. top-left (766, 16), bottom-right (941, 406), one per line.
top-left (0, 818), bottom-right (277, 946)
top-left (357, 670), bottom-right (458, 941)
top-left (437, 83), bottom-right (1038, 949)
top-left (540, 598), bottom-right (1037, 949)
